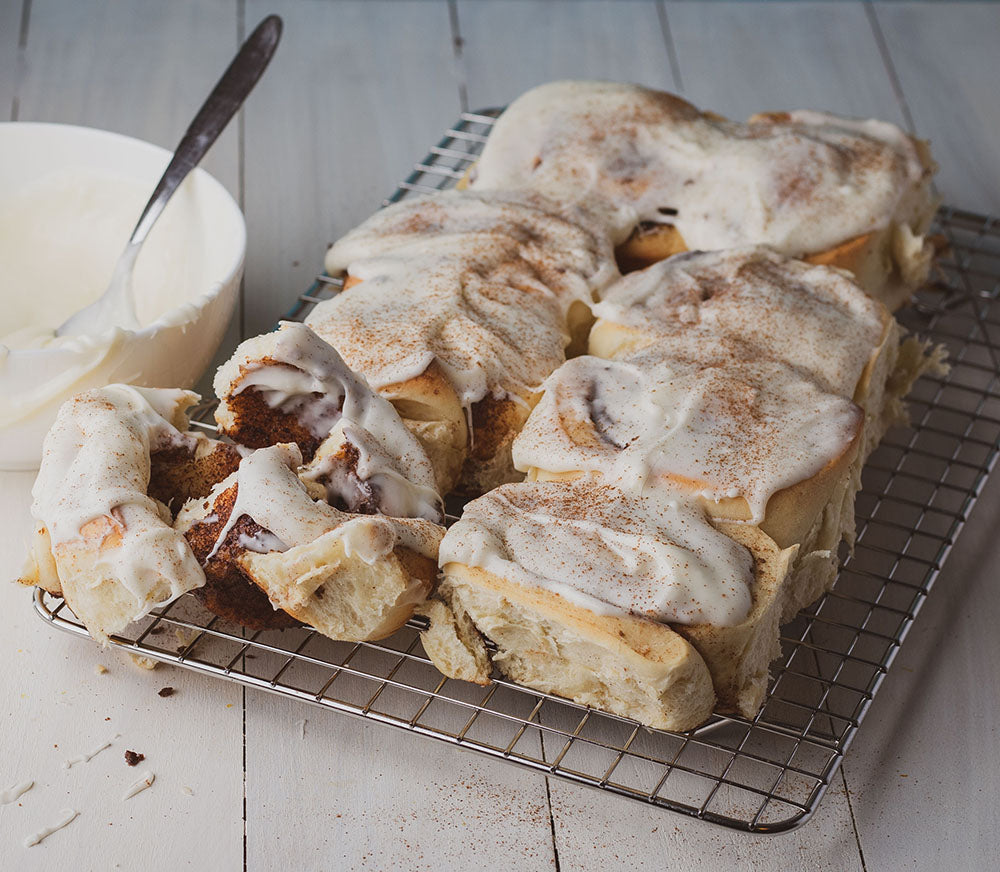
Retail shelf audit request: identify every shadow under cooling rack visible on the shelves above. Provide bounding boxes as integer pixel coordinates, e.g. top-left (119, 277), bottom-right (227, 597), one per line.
top-left (33, 110), bottom-right (1000, 834)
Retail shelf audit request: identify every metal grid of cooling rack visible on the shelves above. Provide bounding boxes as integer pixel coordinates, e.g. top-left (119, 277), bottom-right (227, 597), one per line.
top-left (33, 110), bottom-right (1000, 833)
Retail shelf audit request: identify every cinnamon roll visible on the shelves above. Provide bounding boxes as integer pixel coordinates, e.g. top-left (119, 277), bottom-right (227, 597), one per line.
top-left (215, 322), bottom-right (443, 522)
top-left (309, 189), bottom-right (622, 494)
top-left (469, 80), bottom-right (937, 310)
top-left (175, 444), bottom-right (442, 639)
top-left (18, 386), bottom-right (238, 644)
top-left (426, 478), bottom-right (797, 725)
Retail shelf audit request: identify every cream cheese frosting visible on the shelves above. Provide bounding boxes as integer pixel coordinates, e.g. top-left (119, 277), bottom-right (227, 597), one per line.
top-left (439, 479), bottom-right (755, 627)
top-left (310, 189), bottom-right (621, 409)
top-left (215, 322), bottom-right (442, 521)
top-left (592, 247), bottom-right (887, 398)
top-left (177, 443), bottom-right (442, 565)
top-left (470, 80), bottom-right (933, 256)
top-left (512, 336), bottom-right (863, 523)
top-left (30, 384), bottom-right (208, 620)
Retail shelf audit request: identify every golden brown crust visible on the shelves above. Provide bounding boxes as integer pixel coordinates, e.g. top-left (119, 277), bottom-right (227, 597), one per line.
top-left (441, 561), bottom-right (717, 730)
top-left (615, 223), bottom-right (688, 274)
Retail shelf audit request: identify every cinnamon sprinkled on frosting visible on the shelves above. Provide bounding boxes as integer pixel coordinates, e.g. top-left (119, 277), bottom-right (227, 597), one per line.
top-left (311, 189), bottom-right (621, 409)
top-left (470, 80), bottom-right (933, 256)
top-left (440, 479), bottom-right (755, 627)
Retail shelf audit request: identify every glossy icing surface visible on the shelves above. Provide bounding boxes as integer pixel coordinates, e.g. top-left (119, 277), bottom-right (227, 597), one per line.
top-left (440, 479), bottom-right (755, 627)
top-left (471, 80), bottom-right (931, 255)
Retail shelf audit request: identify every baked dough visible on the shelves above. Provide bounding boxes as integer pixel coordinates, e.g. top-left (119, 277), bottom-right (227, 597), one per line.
top-left (17, 385), bottom-right (236, 644)
top-left (425, 479), bottom-right (799, 725)
top-left (215, 322), bottom-right (443, 522)
top-left (310, 189), bottom-right (622, 494)
top-left (175, 443), bottom-right (443, 639)
top-left (468, 80), bottom-right (938, 310)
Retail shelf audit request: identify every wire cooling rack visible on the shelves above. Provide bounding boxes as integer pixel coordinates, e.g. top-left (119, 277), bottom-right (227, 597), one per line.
top-left (34, 110), bottom-right (1000, 833)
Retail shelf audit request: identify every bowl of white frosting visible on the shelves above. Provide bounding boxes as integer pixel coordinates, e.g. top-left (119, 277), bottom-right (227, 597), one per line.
top-left (0, 122), bottom-right (246, 469)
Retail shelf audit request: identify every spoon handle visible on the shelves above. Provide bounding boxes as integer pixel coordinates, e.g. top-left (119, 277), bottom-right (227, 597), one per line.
top-left (129, 14), bottom-right (282, 247)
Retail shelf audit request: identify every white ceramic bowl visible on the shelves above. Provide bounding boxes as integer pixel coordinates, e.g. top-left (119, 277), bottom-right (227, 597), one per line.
top-left (0, 123), bottom-right (246, 470)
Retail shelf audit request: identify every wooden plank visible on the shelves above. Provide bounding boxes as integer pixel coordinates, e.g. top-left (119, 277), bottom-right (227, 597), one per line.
top-left (0, 2), bottom-right (245, 868)
top-left (548, 769), bottom-right (862, 871)
top-left (240, 3), bottom-right (554, 869)
top-left (15, 0), bottom-right (240, 194)
top-left (1, 0), bottom-right (24, 119)
top-left (664, 0), bottom-right (907, 124)
top-left (244, 683), bottom-right (557, 871)
top-left (457, 0), bottom-right (677, 110)
top-left (15, 0), bottom-right (244, 393)
top-left (841, 472), bottom-right (1000, 869)
top-left (840, 6), bottom-right (1000, 867)
top-left (240, 0), bottom-right (464, 340)
top-left (872, 1), bottom-right (1000, 213)
top-left (0, 472), bottom-right (244, 871)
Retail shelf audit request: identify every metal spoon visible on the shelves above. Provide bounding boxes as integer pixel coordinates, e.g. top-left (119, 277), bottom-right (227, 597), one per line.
top-left (58, 14), bottom-right (282, 336)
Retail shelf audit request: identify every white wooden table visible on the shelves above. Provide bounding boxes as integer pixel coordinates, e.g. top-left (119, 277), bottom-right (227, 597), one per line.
top-left (2, 2), bottom-right (999, 869)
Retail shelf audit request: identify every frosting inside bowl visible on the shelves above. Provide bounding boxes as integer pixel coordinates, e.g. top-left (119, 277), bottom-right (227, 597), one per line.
top-left (0, 167), bottom-right (216, 349)
top-left (0, 122), bottom-right (245, 470)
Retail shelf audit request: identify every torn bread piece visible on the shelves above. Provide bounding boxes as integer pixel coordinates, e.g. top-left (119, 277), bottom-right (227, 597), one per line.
top-left (214, 321), bottom-right (443, 522)
top-left (309, 189), bottom-right (622, 494)
top-left (175, 443), bottom-right (443, 639)
top-left (469, 80), bottom-right (937, 309)
top-left (17, 385), bottom-right (236, 644)
top-left (427, 479), bottom-right (803, 729)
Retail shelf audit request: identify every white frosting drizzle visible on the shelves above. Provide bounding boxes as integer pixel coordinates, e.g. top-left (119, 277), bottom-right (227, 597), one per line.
top-left (512, 337), bottom-right (862, 523)
top-left (218, 323), bottom-right (442, 522)
top-left (470, 80), bottom-right (931, 255)
top-left (310, 189), bottom-right (620, 408)
top-left (592, 247), bottom-right (887, 397)
top-left (63, 734), bottom-right (118, 769)
top-left (0, 780), bottom-right (33, 804)
top-left (177, 443), bottom-right (441, 565)
top-left (30, 385), bottom-right (207, 621)
top-left (23, 809), bottom-right (79, 847)
top-left (440, 480), bottom-right (755, 627)
top-left (301, 420), bottom-right (443, 522)
top-left (123, 770), bottom-right (155, 800)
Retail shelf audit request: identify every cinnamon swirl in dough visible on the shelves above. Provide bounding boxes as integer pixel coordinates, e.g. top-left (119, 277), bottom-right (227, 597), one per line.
top-left (469, 80), bottom-right (937, 310)
top-left (175, 444), bottom-right (442, 639)
top-left (309, 189), bottom-right (622, 493)
top-left (426, 478), bottom-right (797, 725)
top-left (215, 322), bottom-right (443, 522)
top-left (18, 386), bottom-right (239, 644)
top-left (515, 249), bottom-right (902, 548)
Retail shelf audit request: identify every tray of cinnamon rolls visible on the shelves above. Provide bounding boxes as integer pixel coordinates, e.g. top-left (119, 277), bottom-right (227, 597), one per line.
top-left (26, 81), bottom-right (1000, 832)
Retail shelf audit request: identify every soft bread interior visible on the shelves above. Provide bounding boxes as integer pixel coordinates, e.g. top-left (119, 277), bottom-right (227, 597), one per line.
top-left (38, 508), bottom-right (194, 646)
top-left (241, 536), bottom-right (436, 642)
top-left (676, 522), bottom-right (797, 717)
top-left (417, 596), bottom-right (492, 685)
top-left (376, 362), bottom-right (469, 496)
top-left (435, 564), bottom-right (717, 732)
